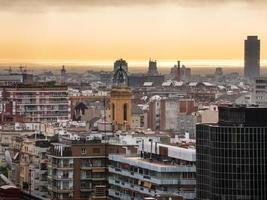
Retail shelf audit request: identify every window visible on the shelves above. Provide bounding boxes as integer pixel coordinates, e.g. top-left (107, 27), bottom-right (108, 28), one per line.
top-left (112, 103), bottom-right (115, 120)
top-left (81, 148), bottom-right (86, 155)
top-left (92, 148), bottom-right (100, 153)
top-left (123, 103), bottom-right (128, 121)
top-left (63, 171), bottom-right (69, 178)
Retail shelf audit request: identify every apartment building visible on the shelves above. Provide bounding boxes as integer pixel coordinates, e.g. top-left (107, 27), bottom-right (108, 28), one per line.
top-left (0, 83), bottom-right (70, 123)
top-left (147, 97), bottom-right (197, 132)
top-left (254, 76), bottom-right (267, 105)
top-left (47, 138), bottom-right (137, 200)
top-left (16, 139), bottom-right (50, 198)
top-left (108, 142), bottom-right (196, 200)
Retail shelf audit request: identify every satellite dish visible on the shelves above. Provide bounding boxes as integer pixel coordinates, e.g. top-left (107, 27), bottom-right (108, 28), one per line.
top-left (4, 150), bottom-right (12, 170)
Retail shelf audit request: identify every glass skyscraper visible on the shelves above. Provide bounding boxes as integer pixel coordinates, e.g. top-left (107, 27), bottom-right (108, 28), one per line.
top-left (196, 106), bottom-right (267, 200)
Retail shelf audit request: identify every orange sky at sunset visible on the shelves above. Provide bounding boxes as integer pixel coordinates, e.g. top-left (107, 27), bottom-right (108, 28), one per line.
top-left (0, 0), bottom-right (266, 65)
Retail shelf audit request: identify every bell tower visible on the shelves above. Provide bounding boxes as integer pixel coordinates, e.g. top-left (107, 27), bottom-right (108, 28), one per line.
top-left (111, 64), bottom-right (132, 129)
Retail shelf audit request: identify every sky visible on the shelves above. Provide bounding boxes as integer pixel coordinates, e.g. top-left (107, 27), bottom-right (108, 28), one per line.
top-left (0, 0), bottom-right (266, 68)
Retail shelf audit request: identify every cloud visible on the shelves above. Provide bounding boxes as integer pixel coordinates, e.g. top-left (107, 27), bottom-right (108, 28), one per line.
top-left (0, 0), bottom-right (265, 12)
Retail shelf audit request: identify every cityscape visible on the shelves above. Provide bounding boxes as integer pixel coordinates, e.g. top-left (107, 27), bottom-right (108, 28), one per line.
top-left (0, 1), bottom-right (267, 200)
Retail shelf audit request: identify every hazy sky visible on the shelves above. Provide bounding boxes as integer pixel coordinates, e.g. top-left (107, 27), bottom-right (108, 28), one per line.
top-left (0, 0), bottom-right (266, 63)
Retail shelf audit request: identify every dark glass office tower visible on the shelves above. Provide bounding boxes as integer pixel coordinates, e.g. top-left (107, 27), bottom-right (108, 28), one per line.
top-left (196, 105), bottom-right (267, 200)
top-left (244, 36), bottom-right (260, 79)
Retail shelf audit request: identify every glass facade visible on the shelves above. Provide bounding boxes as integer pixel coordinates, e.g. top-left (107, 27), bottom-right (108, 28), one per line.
top-left (196, 107), bottom-right (267, 200)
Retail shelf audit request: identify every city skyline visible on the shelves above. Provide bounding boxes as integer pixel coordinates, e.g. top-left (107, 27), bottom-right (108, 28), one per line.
top-left (0, 0), bottom-right (267, 63)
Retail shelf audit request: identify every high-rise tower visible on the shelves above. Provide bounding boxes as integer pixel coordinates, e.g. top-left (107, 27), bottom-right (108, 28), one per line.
top-left (244, 36), bottom-right (260, 79)
top-left (196, 105), bottom-right (267, 200)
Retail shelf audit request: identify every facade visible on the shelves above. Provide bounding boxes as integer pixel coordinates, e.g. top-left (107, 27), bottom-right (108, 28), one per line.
top-left (254, 76), bottom-right (267, 105)
top-left (0, 73), bottom-right (33, 86)
top-left (128, 74), bottom-right (165, 88)
top-left (100, 72), bottom-right (113, 87)
top-left (114, 59), bottom-right (128, 73)
top-left (196, 106), bottom-right (267, 200)
top-left (147, 98), bottom-right (197, 132)
top-left (244, 36), bottom-right (260, 79)
top-left (131, 104), bottom-right (144, 129)
top-left (195, 105), bottom-right (218, 124)
top-left (147, 60), bottom-right (159, 76)
top-left (17, 139), bottom-right (50, 198)
top-left (47, 139), bottom-right (136, 200)
top-left (60, 65), bottom-right (66, 84)
top-left (177, 114), bottom-right (197, 138)
top-left (108, 142), bottom-right (196, 200)
top-left (0, 84), bottom-right (70, 123)
top-left (111, 66), bottom-right (132, 129)
top-left (110, 87), bottom-right (132, 129)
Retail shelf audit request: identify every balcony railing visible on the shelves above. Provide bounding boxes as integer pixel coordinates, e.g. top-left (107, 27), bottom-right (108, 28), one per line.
top-left (108, 189), bottom-right (132, 200)
top-left (108, 177), bottom-right (196, 199)
top-left (51, 163), bottom-right (73, 168)
top-left (109, 167), bottom-right (196, 185)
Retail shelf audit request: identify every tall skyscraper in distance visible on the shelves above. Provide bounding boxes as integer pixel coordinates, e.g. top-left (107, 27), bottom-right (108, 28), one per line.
top-left (196, 105), bottom-right (267, 200)
top-left (244, 36), bottom-right (260, 79)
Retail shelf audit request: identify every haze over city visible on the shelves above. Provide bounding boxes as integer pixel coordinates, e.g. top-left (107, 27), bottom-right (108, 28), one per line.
top-left (0, 0), bottom-right (267, 70)
top-left (1, 1), bottom-right (267, 200)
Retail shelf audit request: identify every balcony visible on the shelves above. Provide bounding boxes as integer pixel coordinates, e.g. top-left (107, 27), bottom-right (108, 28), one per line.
top-left (108, 177), bottom-right (156, 196)
top-left (80, 175), bottom-right (106, 181)
top-left (51, 186), bottom-right (74, 193)
top-left (109, 167), bottom-right (196, 185)
top-left (40, 165), bottom-right (48, 171)
top-left (108, 177), bottom-right (195, 199)
top-left (48, 148), bottom-right (72, 157)
top-left (51, 163), bottom-right (73, 169)
top-left (80, 187), bottom-right (95, 192)
top-left (80, 165), bottom-right (105, 170)
top-left (108, 189), bottom-right (132, 200)
top-left (52, 174), bottom-right (73, 180)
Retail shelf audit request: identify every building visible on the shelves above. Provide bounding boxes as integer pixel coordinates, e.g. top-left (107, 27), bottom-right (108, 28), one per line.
top-left (170, 62), bottom-right (191, 82)
top-left (0, 73), bottom-right (32, 86)
top-left (196, 105), bottom-right (267, 200)
top-left (100, 72), bottom-right (113, 87)
top-left (17, 138), bottom-right (50, 198)
top-left (111, 66), bottom-right (132, 129)
top-left (0, 174), bottom-right (21, 200)
top-left (254, 76), bottom-right (267, 105)
top-left (131, 104), bottom-right (144, 129)
top-left (244, 36), bottom-right (260, 79)
top-left (108, 142), bottom-right (196, 200)
top-left (128, 73), bottom-right (165, 88)
top-left (214, 68), bottom-right (223, 76)
top-left (147, 60), bottom-right (159, 76)
top-left (0, 83), bottom-right (71, 123)
top-left (47, 138), bottom-right (137, 200)
top-left (147, 97), bottom-right (197, 133)
top-left (114, 59), bottom-right (128, 73)
top-left (195, 105), bottom-right (218, 124)
top-left (60, 65), bottom-right (66, 84)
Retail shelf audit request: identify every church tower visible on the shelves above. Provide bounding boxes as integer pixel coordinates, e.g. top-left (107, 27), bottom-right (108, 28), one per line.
top-left (60, 65), bottom-right (66, 84)
top-left (110, 64), bottom-right (132, 129)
